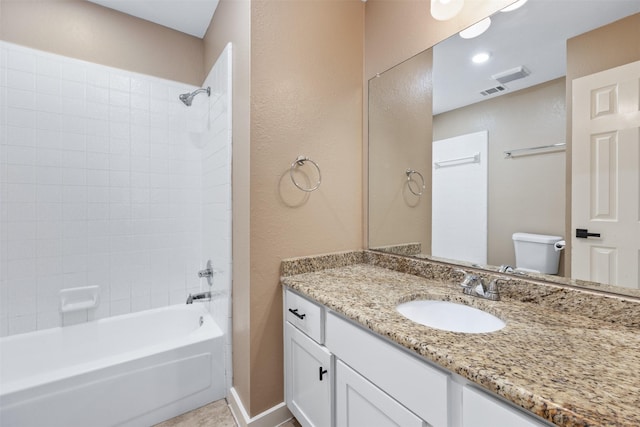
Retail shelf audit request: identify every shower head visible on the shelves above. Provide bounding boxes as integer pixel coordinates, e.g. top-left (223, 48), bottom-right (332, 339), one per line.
top-left (179, 87), bottom-right (211, 106)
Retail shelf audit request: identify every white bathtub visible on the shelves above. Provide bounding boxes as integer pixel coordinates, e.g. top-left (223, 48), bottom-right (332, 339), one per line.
top-left (0, 304), bottom-right (225, 427)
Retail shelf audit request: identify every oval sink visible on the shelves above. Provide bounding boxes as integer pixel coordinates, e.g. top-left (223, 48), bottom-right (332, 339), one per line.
top-left (396, 300), bottom-right (505, 333)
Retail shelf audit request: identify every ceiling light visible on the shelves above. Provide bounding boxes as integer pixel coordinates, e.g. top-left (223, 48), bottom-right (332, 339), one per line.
top-left (459, 17), bottom-right (491, 39)
top-left (472, 52), bottom-right (491, 64)
top-left (500, 0), bottom-right (528, 12)
top-left (431, 0), bottom-right (464, 21)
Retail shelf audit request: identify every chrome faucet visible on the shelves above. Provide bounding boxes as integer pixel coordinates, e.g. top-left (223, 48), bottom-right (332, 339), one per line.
top-left (456, 270), bottom-right (501, 301)
top-left (186, 291), bottom-right (211, 304)
top-left (498, 265), bottom-right (514, 273)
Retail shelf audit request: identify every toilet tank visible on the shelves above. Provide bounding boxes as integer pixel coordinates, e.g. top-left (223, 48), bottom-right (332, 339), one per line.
top-left (512, 232), bottom-right (563, 274)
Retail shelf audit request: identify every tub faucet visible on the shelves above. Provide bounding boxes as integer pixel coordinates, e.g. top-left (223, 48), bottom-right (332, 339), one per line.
top-left (186, 291), bottom-right (211, 304)
top-left (198, 267), bottom-right (214, 278)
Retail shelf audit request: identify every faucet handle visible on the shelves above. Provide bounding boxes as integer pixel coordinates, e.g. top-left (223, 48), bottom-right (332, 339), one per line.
top-left (498, 265), bottom-right (514, 273)
top-left (486, 278), bottom-right (503, 301)
top-left (456, 269), bottom-right (479, 288)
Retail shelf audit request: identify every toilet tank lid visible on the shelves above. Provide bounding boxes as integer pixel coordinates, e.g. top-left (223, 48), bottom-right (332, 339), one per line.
top-left (512, 232), bottom-right (563, 244)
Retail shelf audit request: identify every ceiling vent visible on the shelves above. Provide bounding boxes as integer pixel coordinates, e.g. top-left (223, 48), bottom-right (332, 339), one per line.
top-left (480, 85), bottom-right (507, 96)
top-left (491, 66), bottom-right (531, 84)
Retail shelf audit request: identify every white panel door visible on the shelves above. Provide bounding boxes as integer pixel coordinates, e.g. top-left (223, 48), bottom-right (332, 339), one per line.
top-left (284, 322), bottom-right (333, 427)
top-left (432, 131), bottom-right (488, 265)
top-left (572, 60), bottom-right (640, 289)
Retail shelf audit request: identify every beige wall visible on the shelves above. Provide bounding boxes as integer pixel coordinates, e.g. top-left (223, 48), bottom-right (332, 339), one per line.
top-left (202, 0), bottom-right (253, 414)
top-left (565, 12), bottom-right (640, 275)
top-left (434, 78), bottom-right (566, 268)
top-left (248, 0), bottom-right (364, 414)
top-left (363, 0), bottom-right (514, 247)
top-left (0, 0), bottom-right (204, 85)
top-left (368, 50), bottom-right (433, 253)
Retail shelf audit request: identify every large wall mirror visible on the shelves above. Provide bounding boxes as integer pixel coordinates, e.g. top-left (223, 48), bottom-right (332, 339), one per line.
top-left (368, 0), bottom-right (640, 297)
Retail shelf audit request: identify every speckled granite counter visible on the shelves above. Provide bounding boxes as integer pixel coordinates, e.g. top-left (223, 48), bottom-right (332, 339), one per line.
top-left (281, 251), bottom-right (640, 427)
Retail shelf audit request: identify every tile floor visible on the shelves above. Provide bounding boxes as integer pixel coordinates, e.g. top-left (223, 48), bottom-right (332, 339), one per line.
top-left (154, 399), bottom-right (301, 427)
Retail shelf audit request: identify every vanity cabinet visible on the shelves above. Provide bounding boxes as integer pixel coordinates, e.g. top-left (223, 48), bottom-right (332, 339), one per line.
top-left (326, 311), bottom-right (449, 427)
top-left (284, 290), bottom-right (332, 427)
top-left (335, 360), bottom-right (427, 427)
top-left (284, 288), bottom-right (551, 427)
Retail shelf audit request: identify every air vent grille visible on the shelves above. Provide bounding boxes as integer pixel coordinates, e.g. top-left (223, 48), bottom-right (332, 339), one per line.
top-left (491, 66), bottom-right (530, 84)
top-left (480, 85), bottom-right (507, 96)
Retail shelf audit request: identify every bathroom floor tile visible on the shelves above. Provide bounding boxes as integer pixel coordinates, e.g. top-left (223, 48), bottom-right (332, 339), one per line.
top-left (154, 398), bottom-right (301, 427)
top-left (153, 399), bottom-right (237, 427)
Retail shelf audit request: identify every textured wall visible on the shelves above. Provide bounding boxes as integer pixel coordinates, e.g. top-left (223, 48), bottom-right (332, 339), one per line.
top-left (368, 50), bottom-right (433, 253)
top-left (249, 0), bottom-right (365, 415)
top-left (0, 0), bottom-right (204, 85)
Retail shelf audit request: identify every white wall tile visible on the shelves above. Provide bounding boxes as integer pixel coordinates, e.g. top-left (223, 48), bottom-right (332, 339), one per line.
top-left (7, 126), bottom-right (36, 147)
top-left (7, 69), bottom-right (36, 91)
top-left (1, 43), bottom-right (231, 363)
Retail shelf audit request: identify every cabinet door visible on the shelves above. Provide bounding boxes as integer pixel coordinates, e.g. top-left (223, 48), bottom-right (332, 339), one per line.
top-left (336, 360), bottom-right (427, 427)
top-left (463, 386), bottom-right (550, 427)
top-left (285, 322), bottom-right (332, 427)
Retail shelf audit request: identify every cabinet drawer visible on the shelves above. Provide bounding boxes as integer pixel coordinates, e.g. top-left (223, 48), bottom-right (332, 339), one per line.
top-left (326, 312), bottom-right (449, 427)
top-left (463, 386), bottom-right (550, 427)
top-left (285, 289), bottom-right (324, 343)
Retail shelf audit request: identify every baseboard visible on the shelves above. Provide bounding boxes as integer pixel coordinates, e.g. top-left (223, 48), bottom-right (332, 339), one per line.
top-left (227, 387), bottom-right (293, 427)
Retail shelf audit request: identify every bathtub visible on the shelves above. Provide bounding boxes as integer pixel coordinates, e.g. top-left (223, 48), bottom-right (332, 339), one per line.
top-left (0, 304), bottom-right (225, 427)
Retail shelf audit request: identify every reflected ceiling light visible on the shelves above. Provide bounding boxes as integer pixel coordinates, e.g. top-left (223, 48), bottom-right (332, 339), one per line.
top-left (431, 0), bottom-right (464, 21)
top-left (472, 52), bottom-right (491, 64)
top-left (500, 0), bottom-right (528, 12)
top-left (459, 17), bottom-right (491, 39)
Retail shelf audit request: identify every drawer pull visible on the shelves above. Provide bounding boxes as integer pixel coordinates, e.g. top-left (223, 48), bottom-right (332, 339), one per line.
top-left (288, 308), bottom-right (306, 320)
top-left (319, 366), bottom-right (328, 381)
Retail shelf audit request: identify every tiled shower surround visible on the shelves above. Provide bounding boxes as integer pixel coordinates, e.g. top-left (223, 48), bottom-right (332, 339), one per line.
top-left (0, 42), bottom-right (232, 347)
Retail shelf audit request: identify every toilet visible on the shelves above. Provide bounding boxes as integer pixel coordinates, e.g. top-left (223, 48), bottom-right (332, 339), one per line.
top-left (512, 232), bottom-right (564, 274)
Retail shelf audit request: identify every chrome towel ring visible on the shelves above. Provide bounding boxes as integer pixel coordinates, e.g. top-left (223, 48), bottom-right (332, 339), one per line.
top-left (406, 169), bottom-right (425, 196)
top-left (290, 155), bottom-right (322, 192)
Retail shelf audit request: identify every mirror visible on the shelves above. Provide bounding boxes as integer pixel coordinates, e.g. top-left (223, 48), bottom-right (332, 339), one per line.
top-left (368, 0), bottom-right (640, 297)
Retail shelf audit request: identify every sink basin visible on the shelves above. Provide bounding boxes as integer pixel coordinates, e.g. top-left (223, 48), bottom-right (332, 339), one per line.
top-left (396, 300), bottom-right (505, 333)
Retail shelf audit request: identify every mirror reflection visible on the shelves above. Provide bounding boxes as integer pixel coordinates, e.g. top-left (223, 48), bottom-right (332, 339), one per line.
top-left (368, 0), bottom-right (640, 295)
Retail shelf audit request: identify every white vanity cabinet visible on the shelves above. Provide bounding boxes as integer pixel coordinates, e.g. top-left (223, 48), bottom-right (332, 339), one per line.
top-left (284, 290), bottom-right (332, 427)
top-left (283, 287), bottom-right (552, 427)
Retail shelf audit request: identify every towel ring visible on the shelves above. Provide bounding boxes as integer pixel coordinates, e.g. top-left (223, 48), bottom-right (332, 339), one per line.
top-left (290, 156), bottom-right (321, 192)
top-left (405, 169), bottom-right (425, 196)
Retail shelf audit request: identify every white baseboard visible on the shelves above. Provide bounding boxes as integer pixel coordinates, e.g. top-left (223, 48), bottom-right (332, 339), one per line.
top-left (227, 387), bottom-right (293, 427)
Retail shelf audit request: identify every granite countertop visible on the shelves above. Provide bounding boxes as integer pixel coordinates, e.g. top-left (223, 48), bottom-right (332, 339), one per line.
top-left (281, 254), bottom-right (640, 427)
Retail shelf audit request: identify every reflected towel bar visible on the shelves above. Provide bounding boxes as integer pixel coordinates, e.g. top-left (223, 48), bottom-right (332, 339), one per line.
top-left (504, 142), bottom-right (566, 158)
top-left (434, 153), bottom-right (480, 169)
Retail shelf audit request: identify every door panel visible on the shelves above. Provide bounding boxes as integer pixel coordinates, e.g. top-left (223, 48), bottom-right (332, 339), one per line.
top-left (572, 60), bottom-right (640, 289)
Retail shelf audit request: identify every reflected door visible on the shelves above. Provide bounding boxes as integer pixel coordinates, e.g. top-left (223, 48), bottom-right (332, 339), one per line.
top-left (432, 131), bottom-right (488, 265)
top-left (571, 60), bottom-right (640, 289)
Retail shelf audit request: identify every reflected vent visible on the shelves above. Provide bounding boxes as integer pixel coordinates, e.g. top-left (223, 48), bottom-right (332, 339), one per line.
top-left (480, 85), bottom-right (507, 96)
